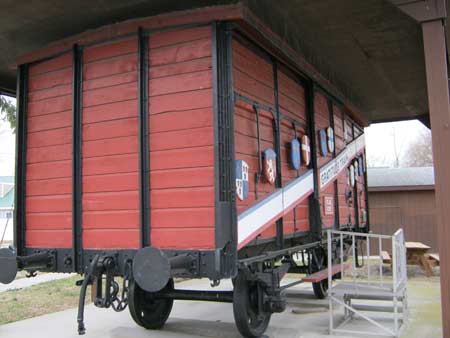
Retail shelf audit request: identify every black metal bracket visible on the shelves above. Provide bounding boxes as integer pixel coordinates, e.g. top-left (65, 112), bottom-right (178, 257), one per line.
top-left (72, 44), bottom-right (83, 273)
top-left (14, 64), bottom-right (28, 256)
top-left (77, 255), bottom-right (99, 335)
top-left (138, 27), bottom-right (150, 248)
top-left (240, 260), bottom-right (290, 314)
top-left (213, 21), bottom-right (237, 279)
top-left (76, 254), bottom-right (132, 335)
top-left (253, 104), bottom-right (262, 200)
top-left (305, 80), bottom-right (322, 240)
top-left (272, 59), bottom-right (284, 250)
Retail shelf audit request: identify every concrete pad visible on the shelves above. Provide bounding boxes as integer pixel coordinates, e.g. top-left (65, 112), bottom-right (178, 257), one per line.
top-left (0, 278), bottom-right (348, 338)
top-left (0, 278), bottom-right (442, 338)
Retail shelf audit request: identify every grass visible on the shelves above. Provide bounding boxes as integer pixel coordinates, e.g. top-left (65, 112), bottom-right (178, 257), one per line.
top-left (0, 275), bottom-right (89, 325)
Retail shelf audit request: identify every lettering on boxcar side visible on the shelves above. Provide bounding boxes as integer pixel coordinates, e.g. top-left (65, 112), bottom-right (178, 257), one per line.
top-left (324, 196), bottom-right (334, 216)
top-left (319, 135), bottom-right (365, 189)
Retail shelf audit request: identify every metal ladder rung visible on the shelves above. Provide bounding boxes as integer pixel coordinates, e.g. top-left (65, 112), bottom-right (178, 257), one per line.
top-left (345, 294), bottom-right (405, 301)
top-left (351, 304), bottom-right (404, 313)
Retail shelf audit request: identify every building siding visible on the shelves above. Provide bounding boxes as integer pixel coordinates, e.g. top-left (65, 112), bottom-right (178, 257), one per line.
top-left (369, 189), bottom-right (437, 252)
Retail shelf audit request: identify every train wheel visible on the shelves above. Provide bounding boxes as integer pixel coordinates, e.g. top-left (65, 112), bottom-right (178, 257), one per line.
top-left (128, 278), bottom-right (174, 330)
top-left (311, 248), bottom-right (328, 300)
top-left (312, 279), bottom-right (328, 299)
top-left (233, 272), bottom-right (271, 338)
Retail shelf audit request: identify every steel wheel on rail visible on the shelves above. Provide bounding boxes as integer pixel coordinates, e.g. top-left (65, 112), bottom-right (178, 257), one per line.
top-left (128, 278), bottom-right (174, 330)
top-left (311, 248), bottom-right (328, 300)
top-left (233, 272), bottom-right (271, 338)
top-left (312, 277), bottom-right (328, 299)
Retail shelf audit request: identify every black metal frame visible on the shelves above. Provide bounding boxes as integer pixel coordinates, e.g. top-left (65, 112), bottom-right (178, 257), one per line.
top-left (72, 44), bottom-right (83, 273)
top-left (306, 80), bottom-right (322, 239)
top-left (212, 21), bottom-right (237, 279)
top-left (363, 150), bottom-right (370, 231)
top-left (272, 59), bottom-right (284, 250)
top-left (138, 27), bottom-right (150, 248)
top-left (328, 98), bottom-right (340, 229)
top-left (13, 64), bottom-right (28, 257)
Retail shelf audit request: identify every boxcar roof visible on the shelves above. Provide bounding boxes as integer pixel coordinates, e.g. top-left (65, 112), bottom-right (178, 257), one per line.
top-left (0, 0), bottom-right (445, 125)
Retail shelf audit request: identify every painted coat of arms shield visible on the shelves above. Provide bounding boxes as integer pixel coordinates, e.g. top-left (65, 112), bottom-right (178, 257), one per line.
top-left (350, 164), bottom-right (356, 187)
top-left (319, 129), bottom-right (328, 157)
top-left (301, 135), bottom-right (311, 166)
top-left (263, 148), bottom-right (277, 185)
top-left (290, 139), bottom-right (301, 170)
top-left (327, 127), bottom-right (335, 153)
top-left (235, 160), bottom-right (249, 200)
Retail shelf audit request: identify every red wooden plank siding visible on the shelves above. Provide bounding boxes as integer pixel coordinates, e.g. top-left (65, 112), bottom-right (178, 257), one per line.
top-left (334, 105), bottom-right (353, 226)
top-left (82, 38), bottom-right (140, 249)
top-left (314, 92), bottom-right (335, 228)
top-left (149, 26), bottom-right (215, 250)
top-left (233, 39), bottom-right (276, 241)
top-left (233, 40), bottom-right (310, 242)
top-left (277, 66), bottom-right (309, 235)
top-left (25, 53), bottom-right (73, 248)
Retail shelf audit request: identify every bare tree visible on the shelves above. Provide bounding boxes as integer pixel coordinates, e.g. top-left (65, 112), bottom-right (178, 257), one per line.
top-left (366, 151), bottom-right (391, 168)
top-left (391, 125), bottom-right (407, 168)
top-left (402, 129), bottom-right (433, 167)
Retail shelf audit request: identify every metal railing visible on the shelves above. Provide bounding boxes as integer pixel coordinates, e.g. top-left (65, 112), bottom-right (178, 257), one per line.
top-left (327, 228), bottom-right (408, 337)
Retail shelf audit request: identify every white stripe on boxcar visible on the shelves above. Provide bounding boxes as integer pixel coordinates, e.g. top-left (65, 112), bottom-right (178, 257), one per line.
top-left (238, 170), bottom-right (314, 248)
top-left (238, 190), bottom-right (284, 247)
top-left (282, 170), bottom-right (314, 211)
top-left (319, 134), bottom-right (365, 189)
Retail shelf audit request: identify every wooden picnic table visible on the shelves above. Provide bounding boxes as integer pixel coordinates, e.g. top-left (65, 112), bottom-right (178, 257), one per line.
top-left (405, 242), bottom-right (438, 277)
top-left (382, 242), bottom-right (439, 277)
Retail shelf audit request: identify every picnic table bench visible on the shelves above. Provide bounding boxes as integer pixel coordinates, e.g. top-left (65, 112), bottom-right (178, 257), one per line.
top-left (381, 243), bottom-right (439, 277)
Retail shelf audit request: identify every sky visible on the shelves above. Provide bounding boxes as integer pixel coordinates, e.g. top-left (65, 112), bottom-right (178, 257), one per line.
top-left (0, 117), bottom-right (15, 176)
top-left (364, 119), bottom-right (431, 168)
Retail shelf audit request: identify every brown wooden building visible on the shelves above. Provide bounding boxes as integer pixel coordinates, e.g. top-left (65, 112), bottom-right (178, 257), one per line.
top-left (368, 167), bottom-right (437, 252)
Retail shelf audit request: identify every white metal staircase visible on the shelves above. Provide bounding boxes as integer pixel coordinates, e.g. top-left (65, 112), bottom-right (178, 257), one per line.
top-left (327, 229), bottom-right (408, 337)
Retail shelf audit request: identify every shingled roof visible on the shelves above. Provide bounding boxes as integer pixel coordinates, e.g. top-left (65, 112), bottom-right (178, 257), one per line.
top-left (368, 167), bottom-right (435, 191)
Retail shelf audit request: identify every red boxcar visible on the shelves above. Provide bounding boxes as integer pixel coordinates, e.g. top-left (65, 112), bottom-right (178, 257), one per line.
top-left (1, 13), bottom-right (368, 338)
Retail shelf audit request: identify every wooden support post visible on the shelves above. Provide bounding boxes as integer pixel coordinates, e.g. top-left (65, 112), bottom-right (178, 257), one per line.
top-left (422, 19), bottom-right (450, 338)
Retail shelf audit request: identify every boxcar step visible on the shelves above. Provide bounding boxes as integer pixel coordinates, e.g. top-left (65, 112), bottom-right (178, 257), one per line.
top-left (303, 263), bottom-right (350, 283)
